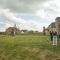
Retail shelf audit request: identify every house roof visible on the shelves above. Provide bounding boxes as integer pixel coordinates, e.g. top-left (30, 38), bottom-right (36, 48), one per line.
top-left (48, 22), bottom-right (56, 28)
top-left (55, 17), bottom-right (60, 21)
top-left (6, 27), bottom-right (20, 32)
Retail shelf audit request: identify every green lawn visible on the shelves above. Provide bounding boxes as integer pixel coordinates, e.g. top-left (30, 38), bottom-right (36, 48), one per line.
top-left (0, 35), bottom-right (60, 60)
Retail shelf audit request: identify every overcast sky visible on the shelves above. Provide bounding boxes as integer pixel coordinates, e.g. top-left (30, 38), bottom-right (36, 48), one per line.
top-left (0, 0), bottom-right (60, 32)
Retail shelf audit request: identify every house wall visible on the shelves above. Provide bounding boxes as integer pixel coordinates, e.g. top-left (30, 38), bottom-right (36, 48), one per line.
top-left (55, 17), bottom-right (60, 35)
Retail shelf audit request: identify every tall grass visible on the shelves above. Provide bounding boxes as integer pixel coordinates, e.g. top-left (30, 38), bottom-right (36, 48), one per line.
top-left (0, 35), bottom-right (60, 60)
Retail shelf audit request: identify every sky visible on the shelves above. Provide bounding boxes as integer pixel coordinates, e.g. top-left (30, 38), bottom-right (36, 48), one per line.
top-left (0, 0), bottom-right (60, 32)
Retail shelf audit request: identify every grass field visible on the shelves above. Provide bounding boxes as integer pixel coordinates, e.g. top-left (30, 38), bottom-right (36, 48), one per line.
top-left (0, 34), bottom-right (60, 60)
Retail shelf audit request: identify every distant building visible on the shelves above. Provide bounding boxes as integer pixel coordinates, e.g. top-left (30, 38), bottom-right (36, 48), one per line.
top-left (28, 30), bottom-right (34, 34)
top-left (6, 27), bottom-right (20, 34)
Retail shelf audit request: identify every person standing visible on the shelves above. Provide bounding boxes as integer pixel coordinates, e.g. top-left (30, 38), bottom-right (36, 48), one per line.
top-left (53, 31), bottom-right (57, 45)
